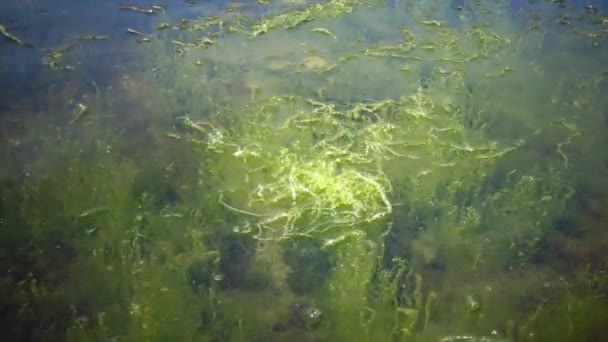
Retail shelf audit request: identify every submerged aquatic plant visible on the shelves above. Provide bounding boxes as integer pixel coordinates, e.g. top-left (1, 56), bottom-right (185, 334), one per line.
top-left (181, 96), bottom-right (395, 241)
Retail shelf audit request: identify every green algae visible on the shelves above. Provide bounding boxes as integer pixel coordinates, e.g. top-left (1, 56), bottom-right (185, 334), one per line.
top-left (2, 0), bottom-right (608, 341)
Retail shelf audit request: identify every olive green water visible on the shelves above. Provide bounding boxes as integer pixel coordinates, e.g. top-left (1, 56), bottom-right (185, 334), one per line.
top-left (2, 1), bottom-right (608, 341)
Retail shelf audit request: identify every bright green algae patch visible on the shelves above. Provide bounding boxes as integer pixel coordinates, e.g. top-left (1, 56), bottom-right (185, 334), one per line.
top-left (176, 90), bottom-right (522, 243)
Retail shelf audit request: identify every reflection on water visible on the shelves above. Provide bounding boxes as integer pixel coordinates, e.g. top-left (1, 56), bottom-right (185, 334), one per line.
top-left (1, 0), bottom-right (608, 341)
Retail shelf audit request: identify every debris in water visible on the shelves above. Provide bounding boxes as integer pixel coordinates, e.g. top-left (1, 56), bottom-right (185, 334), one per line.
top-left (79, 35), bottom-right (111, 41)
top-left (119, 5), bottom-right (156, 15)
top-left (310, 27), bottom-right (336, 39)
top-left (127, 28), bottom-right (148, 36)
top-left (79, 206), bottom-right (109, 218)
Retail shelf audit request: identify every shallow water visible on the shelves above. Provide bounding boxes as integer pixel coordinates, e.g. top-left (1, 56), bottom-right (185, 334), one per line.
top-left (1, 1), bottom-right (608, 341)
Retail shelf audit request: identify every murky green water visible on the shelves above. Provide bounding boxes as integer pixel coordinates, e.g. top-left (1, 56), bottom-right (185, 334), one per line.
top-left (2, 1), bottom-right (608, 341)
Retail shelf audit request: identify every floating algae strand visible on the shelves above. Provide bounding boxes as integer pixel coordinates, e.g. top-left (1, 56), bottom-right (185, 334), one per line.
top-left (0, 24), bottom-right (29, 46)
top-left (250, 0), bottom-right (362, 37)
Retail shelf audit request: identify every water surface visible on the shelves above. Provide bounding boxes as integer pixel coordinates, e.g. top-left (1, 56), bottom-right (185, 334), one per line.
top-left (1, 1), bottom-right (608, 341)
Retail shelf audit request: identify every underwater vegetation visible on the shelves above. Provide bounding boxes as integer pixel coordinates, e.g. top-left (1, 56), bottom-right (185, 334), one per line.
top-left (2, 0), bottom-right (608, 341)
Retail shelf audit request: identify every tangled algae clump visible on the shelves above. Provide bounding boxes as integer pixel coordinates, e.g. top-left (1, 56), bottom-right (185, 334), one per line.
top-left (178, 89), bottom-right (520, 242)
top-left (181, 96), bottom-right (395, 241)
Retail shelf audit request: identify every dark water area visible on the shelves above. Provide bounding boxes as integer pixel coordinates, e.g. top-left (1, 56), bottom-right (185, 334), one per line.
top-left (2, 0), bottom-right (608, 341)
top-left (0, 1), bottom-right (238, 101)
